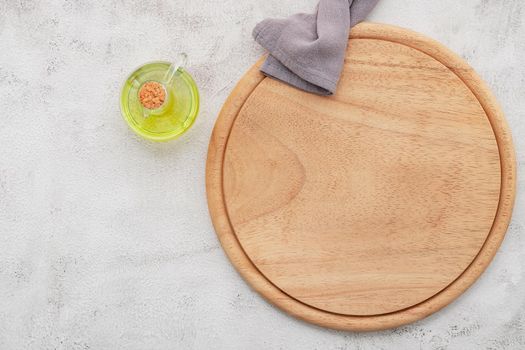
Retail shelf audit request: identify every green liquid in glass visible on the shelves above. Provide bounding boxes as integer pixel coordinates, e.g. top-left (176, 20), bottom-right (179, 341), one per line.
top-left (120, 61), bottom-right (199, 142)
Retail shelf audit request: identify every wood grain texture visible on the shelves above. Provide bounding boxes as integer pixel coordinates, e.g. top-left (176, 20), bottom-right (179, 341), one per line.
top-left (206, 23), bottom-right (516, 331)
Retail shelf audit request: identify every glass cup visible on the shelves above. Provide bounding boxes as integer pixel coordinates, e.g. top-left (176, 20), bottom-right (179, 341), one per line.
top-left (120, 54), bottom-right (199, 142)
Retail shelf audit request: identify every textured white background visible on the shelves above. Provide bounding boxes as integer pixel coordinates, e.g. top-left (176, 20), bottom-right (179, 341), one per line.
top-left (0, 0), bottom-right (524, 349)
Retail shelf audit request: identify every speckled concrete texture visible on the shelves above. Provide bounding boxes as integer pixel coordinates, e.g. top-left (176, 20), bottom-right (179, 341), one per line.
top-left (0, 1), bottom-right (523, 349)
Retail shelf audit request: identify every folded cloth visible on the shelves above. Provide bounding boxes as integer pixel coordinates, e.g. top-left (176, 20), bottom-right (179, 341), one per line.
top-left (253, 0), bottom-right (379, 95)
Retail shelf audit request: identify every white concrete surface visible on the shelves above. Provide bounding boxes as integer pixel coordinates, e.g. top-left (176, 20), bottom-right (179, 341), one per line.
top-left (0, 0), bottom-right (524, 349)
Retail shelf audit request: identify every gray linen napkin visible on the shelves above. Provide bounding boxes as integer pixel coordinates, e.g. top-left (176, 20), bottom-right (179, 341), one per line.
top-left (253, 0), bottom-right (379, 95)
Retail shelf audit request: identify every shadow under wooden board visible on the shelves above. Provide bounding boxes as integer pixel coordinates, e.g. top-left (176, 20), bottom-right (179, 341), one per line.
top-left (206, 23), bottom-right (516, 331)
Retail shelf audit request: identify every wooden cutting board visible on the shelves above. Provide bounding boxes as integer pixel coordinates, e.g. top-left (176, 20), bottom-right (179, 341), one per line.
top-left (206, 23), bottom-right (516, 331)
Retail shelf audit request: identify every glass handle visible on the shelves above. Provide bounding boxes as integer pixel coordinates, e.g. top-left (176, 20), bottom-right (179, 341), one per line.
top-left (163, 52), bottom-right (188, 86)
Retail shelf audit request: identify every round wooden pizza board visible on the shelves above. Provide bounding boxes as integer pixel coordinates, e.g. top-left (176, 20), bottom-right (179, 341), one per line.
top-left (206, 23), bottom-right (516, 331)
